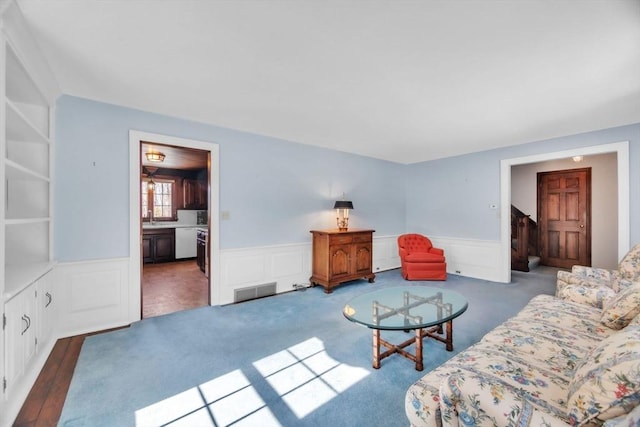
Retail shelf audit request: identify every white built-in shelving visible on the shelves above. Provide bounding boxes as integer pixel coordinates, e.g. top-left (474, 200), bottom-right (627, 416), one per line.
top-left (2, 32), bottom-right (55, 298)
top-left (1, 1), bottom-right (60, 422)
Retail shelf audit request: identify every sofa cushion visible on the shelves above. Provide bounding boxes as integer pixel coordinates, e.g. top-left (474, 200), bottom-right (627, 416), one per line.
top-left (600, 283), bottom-right (640, 330)
top-left (405, 252), bottom-right (445, 263)
top-left (567, 326), bottom-right (640, 425)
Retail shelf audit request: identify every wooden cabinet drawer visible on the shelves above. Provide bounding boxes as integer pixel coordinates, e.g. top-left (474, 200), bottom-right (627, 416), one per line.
top-left (352, 233), bottom-right (371, 243)
top-left (330, 234), bottom-right (353, 245)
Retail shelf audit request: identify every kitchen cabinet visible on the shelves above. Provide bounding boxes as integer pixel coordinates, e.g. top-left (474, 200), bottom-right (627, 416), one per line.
top-left (142, 228), bottom-right (175, 263)
top-left (182, 178), bottom-right (208, 210)
top-left (310, 229), bottom-right (375, 293)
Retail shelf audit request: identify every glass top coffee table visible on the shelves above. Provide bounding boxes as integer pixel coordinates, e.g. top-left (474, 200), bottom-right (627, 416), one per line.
top-left (343, 286), bottom-right (468, 371)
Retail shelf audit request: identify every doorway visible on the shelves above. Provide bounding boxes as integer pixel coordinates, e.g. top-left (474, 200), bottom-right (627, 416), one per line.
top-left (129, 130), bottom-right (220, 323)
top-left (500, 141), bottom-right (630, 283)
top-left (140, 142), bottom-right (210, 318)
top-left (537, 168), bottom-right (591, 269)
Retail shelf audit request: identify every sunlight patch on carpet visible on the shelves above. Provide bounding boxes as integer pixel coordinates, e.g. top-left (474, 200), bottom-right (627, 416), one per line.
top-left (253, 337), bottom-right (370, 419)
top-left (135, 370), bottom-right (280, 426)
top-left (134, 337), bottom-right (369, 425)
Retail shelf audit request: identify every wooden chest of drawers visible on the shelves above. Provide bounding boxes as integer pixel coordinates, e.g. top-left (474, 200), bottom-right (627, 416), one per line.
top-left (310, 229), bottom-right (375, 293)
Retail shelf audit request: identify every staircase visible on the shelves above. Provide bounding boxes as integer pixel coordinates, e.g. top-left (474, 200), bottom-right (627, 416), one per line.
top-left (511, 205), bottom-right (539, 272)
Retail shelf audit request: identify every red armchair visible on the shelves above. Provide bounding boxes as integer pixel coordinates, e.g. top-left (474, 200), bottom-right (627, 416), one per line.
top-left (398, 234), bottom-right (447, 280)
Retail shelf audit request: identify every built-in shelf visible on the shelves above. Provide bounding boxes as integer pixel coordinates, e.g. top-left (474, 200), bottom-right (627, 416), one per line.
top-left (4, 218), bottom-right (50, 226)
top-left (4, 262), bottom-right (56, 300)
top-left (5, 99), bottom-right (50, 144)
top-left (4, 159), bottom-right (50, 181)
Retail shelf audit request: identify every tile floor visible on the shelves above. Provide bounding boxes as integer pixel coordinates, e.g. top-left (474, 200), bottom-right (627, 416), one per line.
top-left (142, 259), bottom-right (209, 318)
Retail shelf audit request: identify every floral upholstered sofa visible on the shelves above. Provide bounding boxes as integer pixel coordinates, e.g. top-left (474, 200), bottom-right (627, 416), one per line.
top-left (405, 272), bottom-right (640, 426)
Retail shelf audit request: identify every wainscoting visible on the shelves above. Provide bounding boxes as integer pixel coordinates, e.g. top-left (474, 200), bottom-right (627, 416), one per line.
top-left (431, 236), bottom-right (503, 282)
top-left (52, 235), bottom-right (504, 336)
top-left (55, 258), bottom-right (130, 338)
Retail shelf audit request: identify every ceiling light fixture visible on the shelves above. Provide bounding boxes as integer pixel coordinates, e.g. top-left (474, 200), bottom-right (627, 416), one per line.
top-left (146, 151), bottom-right (165, 162)
top-left (572, 155), bottom-right (583, 162)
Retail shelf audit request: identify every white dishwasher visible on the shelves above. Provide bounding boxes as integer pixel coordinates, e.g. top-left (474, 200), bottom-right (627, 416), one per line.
top-left (175, 227), bottom-right (197, 259)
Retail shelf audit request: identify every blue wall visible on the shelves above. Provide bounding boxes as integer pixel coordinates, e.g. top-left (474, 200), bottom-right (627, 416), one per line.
top-left (55, 95), bottom-right (639, 262)
top-left (54, 96), bottom-right (406, 261)
top-left (406, 123), bottom-right (640, 245)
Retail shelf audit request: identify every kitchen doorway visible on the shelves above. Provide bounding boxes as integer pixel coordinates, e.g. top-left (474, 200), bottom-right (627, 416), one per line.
top-left (140, 141), bottom-right (211, 318)
top-left (129, 130), bottom-right (220, 322)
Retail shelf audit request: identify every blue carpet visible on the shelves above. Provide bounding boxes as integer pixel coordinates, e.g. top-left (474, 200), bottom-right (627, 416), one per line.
top-left (58, 268), bottom-right (557, 427)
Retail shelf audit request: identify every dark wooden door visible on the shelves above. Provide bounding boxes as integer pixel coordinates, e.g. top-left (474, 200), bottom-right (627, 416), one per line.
top-left (537, 168), bottom-right (591, 268)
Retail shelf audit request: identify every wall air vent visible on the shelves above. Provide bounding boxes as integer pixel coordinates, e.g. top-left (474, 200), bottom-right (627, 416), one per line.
top-left (234, 282), bottom-right (277, 303)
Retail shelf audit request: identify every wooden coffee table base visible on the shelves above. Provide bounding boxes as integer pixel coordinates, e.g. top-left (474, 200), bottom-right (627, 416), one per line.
top-left (372, 320), bottom-right (453, 371)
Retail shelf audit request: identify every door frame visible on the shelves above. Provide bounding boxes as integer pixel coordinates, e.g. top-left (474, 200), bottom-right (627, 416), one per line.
top-left (499, 141), bottom-right (630, 283)
top-left (128, 130), bottom-right (221, 323)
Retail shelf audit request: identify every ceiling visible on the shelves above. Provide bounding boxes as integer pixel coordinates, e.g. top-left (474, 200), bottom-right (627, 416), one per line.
top-left (15, 0), bottom-right (640, 164)
top-left (141, 142), bottom-right (208, 170)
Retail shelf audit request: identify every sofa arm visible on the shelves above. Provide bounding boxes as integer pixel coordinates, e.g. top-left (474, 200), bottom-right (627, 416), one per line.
top-left (557, 268), bottom-right (614, 295)
top-left (439, 373), bottom-right (568, 427)
top-left (556, 283), bottom-right (616, 309)
top-left (571, 265), bottom-right (612, 282)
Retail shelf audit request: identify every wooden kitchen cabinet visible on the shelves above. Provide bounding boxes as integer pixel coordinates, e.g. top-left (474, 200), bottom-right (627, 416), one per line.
top-left (142, 228), bottom-right (175, 263)
top-left (310, 229), bottom-right (375, 293)
top-left (182, 178), bottom-right (208, 210)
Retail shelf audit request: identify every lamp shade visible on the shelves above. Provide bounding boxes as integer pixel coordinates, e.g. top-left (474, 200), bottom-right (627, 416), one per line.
top-left (333, 200), bottom-right (354, 210)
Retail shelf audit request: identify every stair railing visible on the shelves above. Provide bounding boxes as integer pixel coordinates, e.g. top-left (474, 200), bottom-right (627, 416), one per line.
top-left (511, 205), bottom-right (538, 272)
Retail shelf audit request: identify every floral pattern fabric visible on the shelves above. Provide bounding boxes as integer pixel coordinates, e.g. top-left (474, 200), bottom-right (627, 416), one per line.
top-left (567, 326), bottom-right (640, 425)
top-left (600, 283), bottom-right (640, 329)
top-left (557, 283), bottom-right (616, 309)
top-left (556, 243), bottom-right (640, 294)
top-left (405, 295), bottom-right (617, 427)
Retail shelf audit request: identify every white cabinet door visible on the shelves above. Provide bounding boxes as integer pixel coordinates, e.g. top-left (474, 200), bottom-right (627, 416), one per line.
top-left (4, 293), bottom-right (24, 395)
top-left (3, 285), bottom-right (37, 395)
top-left (175, 227), bottom-right (197, 259)
top-left (23, 287), bottom-right (37, 368)
top-left (36, 273), bottom-right (54, 350)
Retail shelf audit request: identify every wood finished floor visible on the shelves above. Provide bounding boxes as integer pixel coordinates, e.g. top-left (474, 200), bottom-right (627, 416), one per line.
top-left (13, 259), bottom-right (209, 426)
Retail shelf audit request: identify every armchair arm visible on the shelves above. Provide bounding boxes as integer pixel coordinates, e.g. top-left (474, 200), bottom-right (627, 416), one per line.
top-left (429, 247), bottom-right (444, 256)
top-left (439, 373), bottom-right (568, 427)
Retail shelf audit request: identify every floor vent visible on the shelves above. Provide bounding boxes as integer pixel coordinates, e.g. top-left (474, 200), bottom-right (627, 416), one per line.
top-left (234, 282), bottom-right (277, 303)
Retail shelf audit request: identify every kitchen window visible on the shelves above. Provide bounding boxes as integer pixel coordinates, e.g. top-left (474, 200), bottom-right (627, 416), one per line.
top-left (142, 179), bottom-right (175, 220)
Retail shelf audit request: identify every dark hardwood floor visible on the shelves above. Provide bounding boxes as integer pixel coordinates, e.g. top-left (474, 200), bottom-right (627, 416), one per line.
top-left (13, 259), bottom-right (209, 426)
